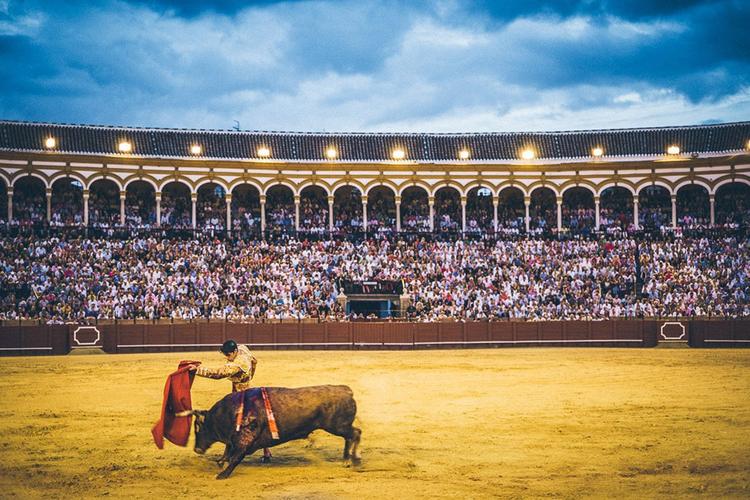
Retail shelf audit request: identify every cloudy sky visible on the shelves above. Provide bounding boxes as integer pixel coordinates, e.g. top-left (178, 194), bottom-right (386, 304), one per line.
top-left (0, 0), bottom-right (748, 132)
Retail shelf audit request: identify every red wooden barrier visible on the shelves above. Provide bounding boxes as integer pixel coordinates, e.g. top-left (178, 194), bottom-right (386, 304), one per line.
top-left (1, 320), bottom-right (747, 355)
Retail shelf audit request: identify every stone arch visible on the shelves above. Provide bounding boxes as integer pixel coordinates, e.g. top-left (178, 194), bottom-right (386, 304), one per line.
top-left (196, 182), bottom-right (227, 229)
top-left (429, 180), bottom-right (466, 198)
top-left (12, 175), bottom-right (47, 222)
top-left (158, 177), bottom-right (193, 193)
top-left (50, 176), bottom-right (84, 226)
top-left (297, 180), bottom-right (332, 198)
top-left (194, 176), bottom-right (230, 194)
top-left (161, 180), bottom-right (192, 228)
top-left (527, 182), bottom-right (561, 198)
top-left (263, 180), bottom-right (298, 197)
top-left (400, 185), bottom-right (430, 232)
top-left (86, 174), bottom-right (123, 191)
top-left (673, 178), bottom-right (712, 196)
top-left (227, 178), bottom-right (264, 195)
top-left (529, 186), bottom-right (557, 232)
top-left (123, 174), bottom-right (160, 192)
top-left (463, 179), bottom-right (501, 197)
top-left (562, 186), bottom-right (595, 233)
top-left (330, 178), bottom-right (366, 195)
top-left (299, 185), bottom-right (329, 232)
top-left (88, 178), bottom-right (121, 226)
top-left (635, 180), bottom-right (674, 197)
top-left (715, 181), bottom-right (750, 227)
top-left (497, 186), bottom-right (525, 231)
top-left (596, 181), bottom-right (636, 197)
top-left (396, 179), bottom-right (432, 197)
top-left (638, 184), bottom-right (672, 229)
top-left (333, 185), bottom-right (363, 233)
top-left (560, 181), bottom-right (597, 198)
top-left (364, 180), bottom-right (399, 198)
top-left (466, 185), bottom-right (494, 232)
top-left (495, 182), bottom-right (529, 198)
top-left (125, 180), bottom-right (156, 226)
top-left (676, 183), bottom-right (709, 227)
top-left (599, 185), bottom-right (633, 229)
top-left (0, 175), bottom-right (6, 221)
top-left (711, 175), bottom-right (750, 195)
top-left (231, 183), bottom-right (261, 234)
top-left (265, 184), bottom-right (295, 233)
top-left (48, 171), bottom-right (88, 190)
top-left (11, 172), bottom-right (49, 189)
top-left (367, 185), bottom-right (396, 233)
top-left (434, 185), bottom-right (462, 232)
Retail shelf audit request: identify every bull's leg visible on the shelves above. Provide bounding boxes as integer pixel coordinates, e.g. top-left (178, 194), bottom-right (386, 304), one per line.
top-left (217, 444), bottom-right (232, 467)
top-left (348, 426), bottom-right (362, 464)
top-left (325, 424), bottom-right (362, 464)
top-left (216, 447), bottom-right (254, 480)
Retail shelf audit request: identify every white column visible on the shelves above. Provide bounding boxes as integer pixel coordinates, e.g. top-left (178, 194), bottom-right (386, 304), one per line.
top-left (361, 196), bottom-right (368, 232)
top-left (119, 190), bottom-right (126, 225)
top-left (428, 197), bottom-right (435, 232)
top-left (395, 195), bottom-right (401, 232)
top-left (594, 196), bottom-right (600, 230)
top-left (155, 192), bottom-right (162, 227)
top-left (524, 198), bottom-right (530, 233)
top-left (83, 190), bottom-right (90, 226)
top-left (461, 197), bottom-right (467, 233)
top-left (556, 197), bottom-right (562, 232)
top-left (7, 187), bottom-right (13, 222)
top-left (492, 196), bottom-right (498, 233)
top-left (260, 195), bottom-right (266, 233)
top-left (633, 197), bottom-right (639, 230)
top-left (294, 195), bottom-right (300, 231)
top-left (709, 195), bottom-right (715, 227)
top-left (46, 188), bottom-right (52, 222)
top-left (191, 192), bottom-right (197, 229)
top-left (328, 196), bottom-right (334, 232)
top-left (671, 195), bottom-right (677, 228)
top-left (225, 194), bottom-right (232, 233)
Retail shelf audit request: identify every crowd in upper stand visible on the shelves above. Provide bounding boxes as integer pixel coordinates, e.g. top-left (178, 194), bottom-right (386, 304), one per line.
top-left (1, 231), bottom-right (749, 323)
top-left (4, 181), bottom-right (750, 235)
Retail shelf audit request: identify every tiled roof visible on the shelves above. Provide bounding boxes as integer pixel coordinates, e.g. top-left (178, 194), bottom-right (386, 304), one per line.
top-left (0, 120), bottom-right (748, 161)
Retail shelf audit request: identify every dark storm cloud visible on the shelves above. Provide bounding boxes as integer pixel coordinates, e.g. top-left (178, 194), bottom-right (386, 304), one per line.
top-left (0, 0), bottom-right (747, 131)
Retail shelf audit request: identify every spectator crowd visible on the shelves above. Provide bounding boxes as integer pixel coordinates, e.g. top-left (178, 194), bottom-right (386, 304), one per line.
top-left (1, 232), bottom-right (749, 323)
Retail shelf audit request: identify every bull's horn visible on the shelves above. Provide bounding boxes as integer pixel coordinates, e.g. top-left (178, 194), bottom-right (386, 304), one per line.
top-left (175, 410), bottom-right (194, 417)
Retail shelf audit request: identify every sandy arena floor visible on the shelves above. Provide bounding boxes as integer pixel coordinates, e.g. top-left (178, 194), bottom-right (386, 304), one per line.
top-left (0, 348), bottom-right (749, 498)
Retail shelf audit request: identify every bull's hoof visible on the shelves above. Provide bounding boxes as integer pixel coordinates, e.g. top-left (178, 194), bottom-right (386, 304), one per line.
top-left (351, 457), bottom-right (362, 466)
top-left (261, 456), bottom-right (272, 464)
top-left (216, 470), bottom-right (232, 480)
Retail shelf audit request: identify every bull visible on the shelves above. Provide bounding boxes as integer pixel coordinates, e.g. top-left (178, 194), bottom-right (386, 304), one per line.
top-left (177, 385), bottom-right (361, 479)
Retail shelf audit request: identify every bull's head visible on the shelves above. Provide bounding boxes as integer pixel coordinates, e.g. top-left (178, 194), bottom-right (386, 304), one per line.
top-left (174, 409), bottom-right (212, 454)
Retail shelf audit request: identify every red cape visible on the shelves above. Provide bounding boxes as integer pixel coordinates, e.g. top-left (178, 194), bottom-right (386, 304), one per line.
top-left (152, 360), bottom-right (200, 449)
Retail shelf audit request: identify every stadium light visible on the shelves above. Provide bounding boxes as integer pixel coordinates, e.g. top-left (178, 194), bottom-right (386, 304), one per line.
top-left (325, 147), bottom-right (338, 159)
top-left (392, 148), bottom-right (406, 160)
top-left (521, 149), bottom-right (535, 160)
top-left (667, 145), bottom-right (680, 155)
top-left (592, 147), bottom-right (604, 157)
top-left (118, 141), bottom-right (132, 153)
top-left (458, 149), bottom-right (470, 160)
top-left (190, 144), bottom-right (203, 155)
top-left (257, 146), bottom-right (271, 158)
top-left (44, 137), bottom-right (56, 149)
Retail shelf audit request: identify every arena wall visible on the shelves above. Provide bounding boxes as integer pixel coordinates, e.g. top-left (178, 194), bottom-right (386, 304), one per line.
top-left (0, 319), bottom-right (746, 355)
